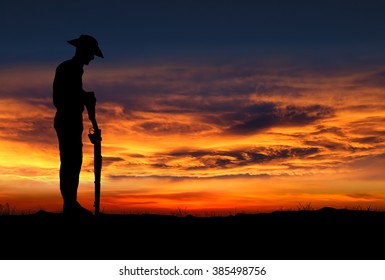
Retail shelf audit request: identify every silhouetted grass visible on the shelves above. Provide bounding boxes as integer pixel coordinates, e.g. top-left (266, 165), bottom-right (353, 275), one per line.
top-left (1, 201), bottom-right (385, 216)
top-left (0, 203), bottom-right (15, 215)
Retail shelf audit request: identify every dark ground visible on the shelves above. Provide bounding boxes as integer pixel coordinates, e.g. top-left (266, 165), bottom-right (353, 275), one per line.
top-left (1, 207), bottom-right (384, 260)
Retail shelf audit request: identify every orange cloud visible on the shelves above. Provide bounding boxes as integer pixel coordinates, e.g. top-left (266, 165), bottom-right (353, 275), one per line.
top-left (1, 61), bottom-right (385, 215)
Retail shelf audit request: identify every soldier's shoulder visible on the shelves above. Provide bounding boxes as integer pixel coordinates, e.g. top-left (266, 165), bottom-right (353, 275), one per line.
top-left (57, 58), bottom-right (72, 67)
top-left (56, 59), bottom-right (76, 71)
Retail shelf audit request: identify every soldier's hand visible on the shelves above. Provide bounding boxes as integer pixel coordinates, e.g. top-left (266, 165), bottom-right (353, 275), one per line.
top-left (88, 127), bottom-right (102, 143)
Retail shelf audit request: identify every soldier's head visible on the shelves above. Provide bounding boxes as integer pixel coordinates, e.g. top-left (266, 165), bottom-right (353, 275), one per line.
top-left (68, 34), bottom-right (104, 65)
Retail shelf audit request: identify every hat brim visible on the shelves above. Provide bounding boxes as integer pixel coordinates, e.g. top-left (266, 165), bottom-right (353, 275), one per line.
top-left (93, 47), bottom-right (104, 58)
top-left (67, 39), bottom-right (104, 58)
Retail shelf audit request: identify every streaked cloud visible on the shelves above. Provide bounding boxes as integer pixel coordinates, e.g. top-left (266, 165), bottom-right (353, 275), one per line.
top-left (1, 57), bottom-right (385, 214)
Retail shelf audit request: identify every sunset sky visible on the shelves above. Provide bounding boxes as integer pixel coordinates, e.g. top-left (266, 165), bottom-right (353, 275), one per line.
top-left (2, 0), bottom-right (385, 215)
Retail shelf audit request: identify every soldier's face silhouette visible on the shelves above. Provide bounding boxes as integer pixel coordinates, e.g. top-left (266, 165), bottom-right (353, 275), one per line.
top-left (84, 52), bottom-right (94, 65)
top-left (76, 47), bottom-right (95, 65)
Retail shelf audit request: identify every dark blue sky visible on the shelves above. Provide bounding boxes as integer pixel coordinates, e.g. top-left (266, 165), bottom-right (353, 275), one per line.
top-left (2, 0), bottom-right (385, 66)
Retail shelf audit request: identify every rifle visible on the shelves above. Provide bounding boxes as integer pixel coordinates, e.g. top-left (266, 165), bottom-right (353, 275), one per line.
top-left (88, 127), bottom-right (102, 216)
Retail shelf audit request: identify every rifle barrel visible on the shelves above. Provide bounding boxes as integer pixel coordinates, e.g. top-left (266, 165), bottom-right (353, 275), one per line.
top-left (89, 128), bottom-right (102, 216)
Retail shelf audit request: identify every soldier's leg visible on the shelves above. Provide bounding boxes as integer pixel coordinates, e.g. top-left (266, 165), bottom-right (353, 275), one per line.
top-left (60, 143), bottom-right (82, 207)
top-left (55, 126), bottom-right (83, 212)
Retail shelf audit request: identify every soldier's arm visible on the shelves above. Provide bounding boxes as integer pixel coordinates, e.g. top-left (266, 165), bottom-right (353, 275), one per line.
top-left (85, 91), bottom-right (99, 130)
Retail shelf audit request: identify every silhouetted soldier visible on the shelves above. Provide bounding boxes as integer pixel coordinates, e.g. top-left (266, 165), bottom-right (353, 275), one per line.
top-left (53, 34), bottom-right (103, 216)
